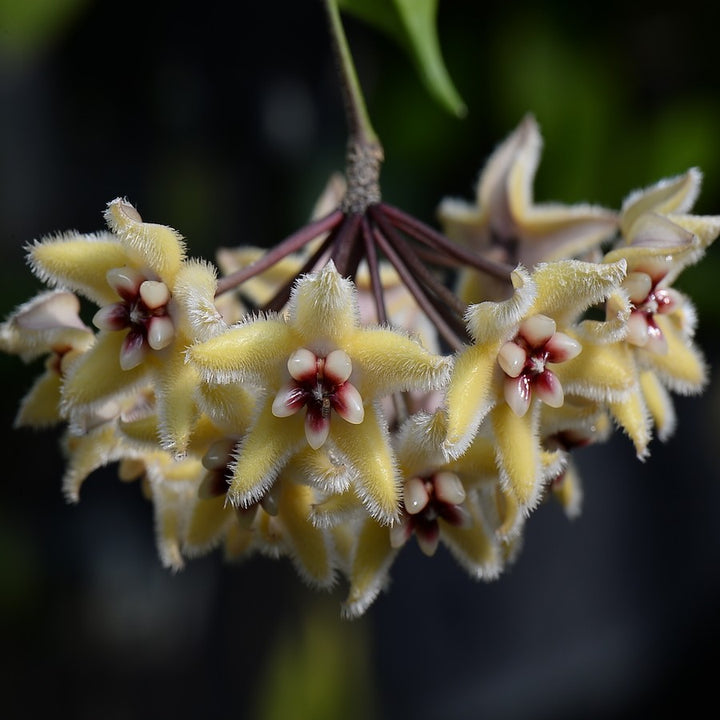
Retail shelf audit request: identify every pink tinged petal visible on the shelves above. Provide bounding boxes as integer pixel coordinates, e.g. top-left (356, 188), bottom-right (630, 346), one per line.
top-left (645, 322), bottom-right (668, 355)
top-left (415, 523), bottom-right (440, 557)
top-left (323, 348), bottom-right (352, 384)
top-left (305, 411), bottom-right (330, 450)
top-left (389, 519), bottom-right (412, 549)
top-left (287, 347), bottom-right (318, 382)
top-left (333, 382), bottom-right (364, 424)
top-left (623, 272), bottom-right (653, 305)
top-left (139, 280), bottom-right (171, 309)
top-left (498, 341), bottom-right (526, 378)
top-left (434, 471), bottom-right (466, 505)
top-left (16, 292), bottom-right (86, 331)
top-left (535, 369), bottom-right (564, 408)
top-left (504, 374), bottom-right (532, 417)
top-left (404, 477), bottom-right (430, 515)
top-left (272, 381), bottom-right (306, 417)
top-left (520, 314), bottom-right (556, 347)
top-left (627, 312), bottom-right (650, 347)
top-left (147, 315), bottom-right (175, 350)
top-left (545, 332), bottom-right (581, 363)
top-left (119, 330), bottom-right (148, 370)
top-left (92, 303), bottom-right (128, 331)
top-left (107, 266), bottom-right (145, 301)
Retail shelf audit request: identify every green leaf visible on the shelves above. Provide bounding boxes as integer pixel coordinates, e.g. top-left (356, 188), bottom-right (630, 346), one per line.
top-left (337, 0), bottom-right (467, 118)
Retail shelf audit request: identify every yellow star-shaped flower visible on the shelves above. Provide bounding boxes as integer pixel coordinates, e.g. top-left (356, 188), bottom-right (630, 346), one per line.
top-left (25, 198), bottom-right (222, 454)
top-left (599, 169), bottom-right (720, 456)
top-left (186, 261), bottom-right (451, 524)
top-left (443, 258), bottom-right (630, 508)
top-left (0, 290), bottom-right (93, 428)
top-left (339, 410), bottom-right (566, 618)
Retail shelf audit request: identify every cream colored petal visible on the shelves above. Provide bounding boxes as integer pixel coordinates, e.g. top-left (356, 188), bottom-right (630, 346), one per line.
top-left (186, 316), bottom-right (296, 386)
top-left (609, 389), bottom-right (651, 459)
top-left (184, 495), bottom-right (235, 556)
top-left (639, 369), bottom-right (677, 442)
top-left (494, 486), bottom-right (523, 540)
top-left (276, 481), bottom-right (335, 588)
top-left (436, 118), bottom-right (534, 246)
top-left (668, 213), bottom-right (720, 252)
top-left (104, 198), bottom-right (186, 283)
top-left (0, 291), bottom-right (92, 361)
top-left (540, 397), bottom-right (611, 444)
top-left (491, 402), bottom-right (543, 508)
top-left (606, 214), bottom-right (700, 285)
top-left (576, 290), bottom-right (631, 344)
top-left (465, 266), bottom-right (536, 344)
top-left (443, 343), bottom-right (500, 456)
top-left (196, 380), bottom-right (257, 437)
top-left (551, 461), bottom-right (583, 519)
top-left (556, 341), bottom-right (636, 402)
top-left (223, 519), bottom-right (257, 560)
top-left (61, 423), bottom-right (136, 501)
top-left (330, 403), bottom-right (400, 525)
top-left (517, 203), bottom-right (618, 266)
top-left (394, 411), bottom-right (448, 478)
top-left (156, 351), bottom-right (201, 455)
top-left (0, 317), bottom-right (66, 362)
top-left (532, 259), bottom-right (627, 326)
top-left (309, 490), bottom-right (364, 528)
top-left (342, 517), bottom-right (397, 619)
top-left (344, 327), bottom-right (451, 398)
top-left (289, 446), bottom-right (353, 495)
top-left (61, 331), bottom-right (148, 416)
top-left (620, 168), bottom-right (701, 235)
top-left (227, 400), bottom-right (306, 508)
top-left (288, 262), bottom-right (359, 346)
top-left (440, 498), bottom-right (503, 579)
top-left (482, 114), bottom-right (539, 237)
top-left (445, 433), bottom-right (497, 488)
top-left (637, 315), bottom-right (707, 394)
top-left (118, 414), bottom-right (162, 448)
top-left (14, 370), bottom-right (63, 428)
top-left (172, 259), bottom-right (226, 342)
top-left (27, 232), bottom-right (131, 306)
top-left (436, 198), bottom-right (489, 249)
top-left (153, 498), bottom-right (186, 571)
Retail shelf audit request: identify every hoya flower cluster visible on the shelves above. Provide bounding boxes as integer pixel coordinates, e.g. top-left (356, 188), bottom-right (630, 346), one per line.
top-left (2, 116), bottom-right (718, 617)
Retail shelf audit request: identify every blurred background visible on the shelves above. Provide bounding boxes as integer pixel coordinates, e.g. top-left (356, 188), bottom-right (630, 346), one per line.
top-left (2, 1), bottom-right (720, 717)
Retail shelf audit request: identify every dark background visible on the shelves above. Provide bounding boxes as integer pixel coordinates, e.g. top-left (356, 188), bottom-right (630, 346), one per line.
top-left (2, 1), bottom-right (720, 718)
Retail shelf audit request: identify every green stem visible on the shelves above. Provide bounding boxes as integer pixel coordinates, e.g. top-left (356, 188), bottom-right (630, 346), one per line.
top-left (325, 0), bottom-right (384, 213)
top-left (324, 0), bottom-right (380, 148)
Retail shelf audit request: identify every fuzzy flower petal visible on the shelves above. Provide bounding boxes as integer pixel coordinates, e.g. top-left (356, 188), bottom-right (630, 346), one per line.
top-left (104, 198), bottom-right (186, 283)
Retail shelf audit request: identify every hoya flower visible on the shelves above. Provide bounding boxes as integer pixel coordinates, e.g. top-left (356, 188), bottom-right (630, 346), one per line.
top-left (437, 114), bottom-right (618, 302)
top-left (0, 290), bottom-right (93, 428)
top-left (599, 170), bottom-right (720, 456)
top-left (187, 262), bottom-right (451, 524)
top-left (443, 258), bottom-right (630, 508)
top-left (184, 445), bottom-right (339, 588)
top-left (338, 412), bottom-right (501, 617)
top-left (339, 410), bottom-right (565, 618)
top-left (25, 198), bottom-right (221, 454)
